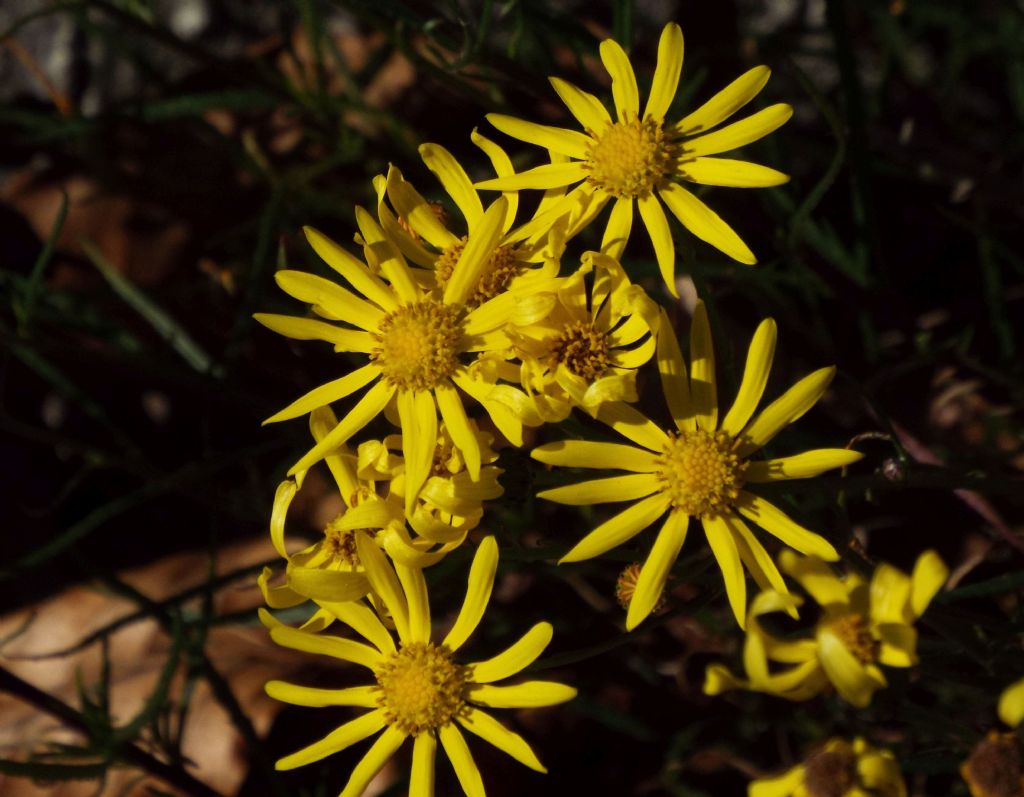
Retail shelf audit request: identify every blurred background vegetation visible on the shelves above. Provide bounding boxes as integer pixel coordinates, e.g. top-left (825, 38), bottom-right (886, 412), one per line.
top-left (0, 0), bottom-right (1022, 795)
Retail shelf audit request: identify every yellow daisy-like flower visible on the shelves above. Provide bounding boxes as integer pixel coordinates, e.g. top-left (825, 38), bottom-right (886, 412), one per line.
top-left (749, 737), bottom-right (906, 797)
top-left (962, 731), bottom-right (1024, 797)
top-left (704, 549), bottom-right (949, 707)
top-left (264, 535), bottom-right (576, 797)
top-left (507, 251), bottom-right (658, 422)
top-left (256, 196), bottom-right (534, 511)
top-left (476, 22), bottom-right (792, 295)
top-left (532, 300), bottom-right (855, 629)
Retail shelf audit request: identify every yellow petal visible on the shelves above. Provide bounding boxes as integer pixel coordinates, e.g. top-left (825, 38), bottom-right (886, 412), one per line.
top-left (599, 37), bottom-right (639, 121)
top-left (438, 723), bottom-right (486, 797)
top-left (531, 440), bottom-right (658, 472)
top-left (354, 206), bottom-right (420, 303)
top-left (386, 170), bottom-right (458, 250)
top-left (443, 536), bottom-right (499, 652)
top-left (745, 448), bottom-right (863, 482)
top-left (644, 23), bottom-right (684, 120)
top-left (593, 400), bottom-right (670, 451)
top-left (254, 313), bottom-right (374, 351)
top-left (735, 366), bottom-right (836, 457)
top-left (549, 76), bottom-right (612, 131)
top-left (471, 129), bottom-right (518, 229)
top-left (724, 513), bottom-right (794, 615)
top-left (474, 161), bottom-right (588, 191)
top-left (269, 625), bottom-right (383, 670)
top-left (274, 270), bottom-right (385, 330)
top-left (703, 513), bottom-right (748, 628)
top-left (469, 621), bottom-right (552, 683)
top-left (910, 549), bottom-right (948, 618)
top-left (748, 765), bottom-right (805, 797)
top-left (263, 364), bottom-right (380, 424)
top-left (265, 682), bottom-right (378, 708)
top-left (999, 678), bottom-right (1024, 728)
top-left (869, 562), bottom-right (913, 625)
top-left (396, 563), bottom-right (431, 643)
top-left (559, 492), bottom-right (671, 563)
top-left (684, 104), bottom-right (793, 157)
top-left (484, 114), bottom-right (591, 159)
top-left (703, 663), bottom-right (746, 695)
top-left (443, 197), bottom-right (508, 306)
top-left (310, 405), bottom-right (358, 498)
top-left (457, 707), bottom-right (547, 773)
top-left (688, 301), bottom-right (718, 431)
top-left (339, 726), bottom-right (407, 797)
top-left (626, 512), bottom-right (689, 631)
top-left (601, 197), bottom-right (633, 260)
top-left (355, 532), bottom-right (411, 642)
top-left (817, 629), bottom-right (883, 708)
top-left (538, 472), bottom-right (660, 506)
top-left (409, 732), bottom-right (436, 797)
top-left (275, 709), bottom-right (387, 771)
top-left (287, 567), bottom-right (370, 603)
top-left (638, 192), bottom-right (676, 295)
top-left (435, 382), bottom-right (481, 480)
top-left (720, 318), bottom-right (776, 437)
top-left (303, 226), bottom-right (399, 311)
top-left (323, 599), bottom-right (396, 654)
top-left (659, 182), bottom-right (756, 264)
top-left (397, 390), bottom-right (438, 515)
top-left (466, 681), bottom-right (576, 708)
top-left (258, 567), bottom-right (305, 609)
top-left (735, 492), bottom-right (838, 560)
top-left (675, 65), bottom-right (771, 135)
top-left (876, 623), bottom-right (917, 667)
top-left (656, 308), bottom-right (695, 432)
top-left (270, 479), bottom-right (298, 558)
top-left (420, 142), bottom-right (484, 229)
top-left (681, 157), bottom-right (790, 187)
top-left (777, 549), bottom-right (849, 607)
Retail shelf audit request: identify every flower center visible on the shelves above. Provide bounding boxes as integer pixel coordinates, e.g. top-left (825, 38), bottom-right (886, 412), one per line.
top-left (373, 642), bottom-right (466, 735)
top-left (371, 301), bottom-right (462, 390)
top-left (584, 118), bottom-right (674, 198)
top-left (655, 430), bottom-right (746, 517)
top-left (803, 749), bottom-right (858, 797)
top-left (435, 237), bottom-right (520, 305)
top-left (962, 732), bottom-right (1024, 797)
top-left (825, 614), bottom-right (877, 665)
top-left (549, 321), bottom-right (610, 381)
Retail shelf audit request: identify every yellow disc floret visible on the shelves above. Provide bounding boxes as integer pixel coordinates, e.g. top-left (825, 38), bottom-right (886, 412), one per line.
top-left (585, 118), bottom-right (675, 199)
top-left (371, 301), bottom-right (462, 390)
top-left (655, 430), bottom-right (746, 517)
top-left (825, 614), bottom-right (878, 665)
top-left (549, 321), bottom-right (610, 381)
top-left (373, 642), bottom-right (466, 735)
top-left (435, 237), bottom-right (520, 305)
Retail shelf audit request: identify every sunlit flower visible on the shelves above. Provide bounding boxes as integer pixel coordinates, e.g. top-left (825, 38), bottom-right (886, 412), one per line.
top-left (999, 678), bottom-right (1024, 728)
top-left (476, 22), bottom-right (791, 295)
top-left (704, 549), bottom-right (948, 707)
top-left (961, 731), bottom-right (1024, 797)
top-left (505, 251), bottom-right (658, 422)
top-left (749, 737), bottom-right (906, 797)
top-left (264, 536), bottom-right (576, 797)
top-left (256, 196), bottom-right (536, 508)
top-left (532, 301), bottom-right (855, 629)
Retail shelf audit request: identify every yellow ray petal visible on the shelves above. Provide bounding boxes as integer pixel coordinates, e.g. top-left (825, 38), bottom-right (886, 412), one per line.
top-left (645, 23), bottom-right (684, 120)
top-left (681, 157), bottom-right (790, 187)
top-left (638, 192), bottom-right (676, 295)
top-left (909, 549), bottom-right (948, 618)
top-left (354, 206), bottom-right (420, 303)
top-left (549, 76), bottom-right (612, 131)
top-left (258, 567), bottom-right (305, 609)
top-left (748, 765), bottom-right (805, 797)
top-left (684, 104), bottom-right (793, 158)
top-left (817, 630), bottom-right (883, 708)
top-left (339, 726), bottom-right (407, 797)
top-left (439, 723), bottom-right (486, 797)
top-left (484, 114), bottom-right (591, 159)
top-left (599, 37), bottom-right (639, 121)
top-left (531, 440), bottom-right (657, 472)
top-left (869, 563), bottom-right (912, 626)
top-left (269, 625), bottom-right (383, 669)
top-left (538, 472), bottom-right (660, 506)
top-left (659, 182), bottom-right (756, 264)
top-left (998, 678), bottom-right (1024, 728)
top-left (777, 548), bottom-right (849, 607)
top-left (559, 492), bottom-right (671, 563)
top-left (735, 492), bottom-right (838, 560)
top-left (443, 197), bottom-right (507, 306)
top-left (745, 448), bottom-right (863, 482)
top-left (275, 709), bottom-right (387, 771)
top-left (594, 400), bottom-right (670, 451)
top-left (270, 479), bottom-right (298, 558)
top-left (397, 389), bottom-right (438, 515)
top-left (876, 623), bottom-right (917, 667)
top-left (675, 66), bottom-right (772, 135)
top-left (688, 301), bottom-right (717, 431)
top-left (471, 129), bottom-right (518, 230)
top-left (458, 707), bottom-right (547, 772)
top-left (396, 563), bottom-right (431, 643)
top-left (386, 170), bottom-right (459, 250)
top-left (265, 682), bottom-right (378, 708)
top-left (735, 366), bottom-right (835, 457)
top-left (443, 536), bottom-right (499, 652)
top-left (703, 513), bottom-right (748, 628)
top-left (323, 599), bottom-right (396, 654)
top-left (287, 568), bottom-right (370, 603)
top-left (626, 512), bottom-right (689, 631)
top-left (310, 405), bottom-right (359, 498)
top-left (420, 142), bottom-right (484, 229)
top-left (475, 161), bottom-right (588, 192)
top-left (253, 313), bottom-right (374, 351)
top-left (469, 621), bottom-right (552, 683)
top-left (466, 681), bottom-right (577, 708)
top-left (274, 270), bottom-right (386, 330)
top-left (601, 197), bottom-right (633, 260)
top-left (409, 732), bottom-right (436, 797)
top-left (725, 513), bottom-right (793, 614)
top-left (303, 226), bottom-right (399, 311)
top-left (435, 382), bottom-right (481, 480)
top-left (656, 309), bottom-right (695, 432)
top-left (720, 318), bottom-right (776, 437)
top-left (263, 364), bottom-right (380, 425)
top-left (355, 532), bottom-right (411, 642)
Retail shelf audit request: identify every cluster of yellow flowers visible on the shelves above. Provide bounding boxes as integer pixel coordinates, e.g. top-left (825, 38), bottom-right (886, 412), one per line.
top-left (254, 22), bottom-right (1017, 797)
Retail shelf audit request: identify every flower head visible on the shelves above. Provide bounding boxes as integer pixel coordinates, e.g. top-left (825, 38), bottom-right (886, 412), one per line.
top-left (263, 536), bottom-right (576, 797)
top-left (532, 301), bottom-right (856, 629)
top-left (962, 731), bottom-right (1024, 797)
top-left (704, 549), bottom-right (949, 707)
top-left (749, 738), bottom-right (906, 797)
top-left (476, 23), bottom-right (792, 295)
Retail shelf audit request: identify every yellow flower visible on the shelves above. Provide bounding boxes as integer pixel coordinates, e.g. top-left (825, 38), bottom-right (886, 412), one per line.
top-left (749, 737), bottom-right (906, 797)
top-left (258, 407), bottom-right (466, 612)
top-left (704, 549), bottom-right (949, 707)
top-left (1000, 678), bottom-right (1024, 728)
top-left (506, 251), bottom-right (658, 422)
top-left (263, 536), bottom-right (576, 797)
top-left (532, 301), bottom-right (855, 629)
top-left (256, 195), bottom-right (534, 510)
top-left (961, 731), bottom-right (1024, 797)
top-left (476, 22), bottom-right (791, 295)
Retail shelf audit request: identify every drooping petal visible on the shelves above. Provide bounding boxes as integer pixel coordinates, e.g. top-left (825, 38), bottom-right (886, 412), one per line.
top-left (469, 622), bottom-right (553, 683)
top-left (264, 364), bottom-right (381, 424)
top-left (531, 440), bottom-right (658, 472)
top-left (439, 723), bottom-right (486, 797)
top-left (339, 726), bottom-right (407, 797)
top-left (420, 142), bottom-right (484, 229)
top-left (720, 318), bottom-right (776, 437)
top-left (638, 192), bottom-right (676, 295)
top-left (735, 366), bottom-right (836, 457)
top-left (269, 625), bottom-right (383, 670)
top-left (675, 65), bottom-right (771, 135)
top-left (659, 182), bottom-right (756, 264)
top-left (287, 568), bottom-right (370, 603)
top-left (681, 157), bottom-right (789, 187)
top-left (265, 682), bottom-right (378, 708)
top-left (745, 449), bottom-right (863, 482)
top-left (275, 709), bottom-right (387, 770)
top-left (703, 513), bottom-right (748, 628)
top-left (683, 104), bottom-right (793, 158)
top-left (601, 197), bottom-right (633, 260)
top-left (270, 479), bottom-right (298, 558)
top-left (458, 707), bottom-right (547, 772)
top-left (599, 37), bottom-right (639, 121)
top-left (559, 492), bottom-right (671, 563)
top-left (483, 115), bottom-right (591, 159)
top-left (644, 23), bottom-right (684, 120)
top-left (549, 76), bottom-right (612, 131)
top-left (626, 512), bottom-right (689, 630)
top-left (466, 681), bottom-right (577, 709)
top-left (443, 536), bottom-right (499, 652)
top-left (303, 227), bottom-right (399, 311)
top-left (409, 732), bottom-right (436, 797)
top-left (537, 473), bottom-right (661, 506)
top-left (735, 492), bottom-right (838, 560)
top-left (355, 532), bottom-right (411, 642)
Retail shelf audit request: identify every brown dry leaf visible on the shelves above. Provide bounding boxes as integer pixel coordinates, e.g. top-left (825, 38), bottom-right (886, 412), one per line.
top-left (0, 538), bottom-right (295, 797)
